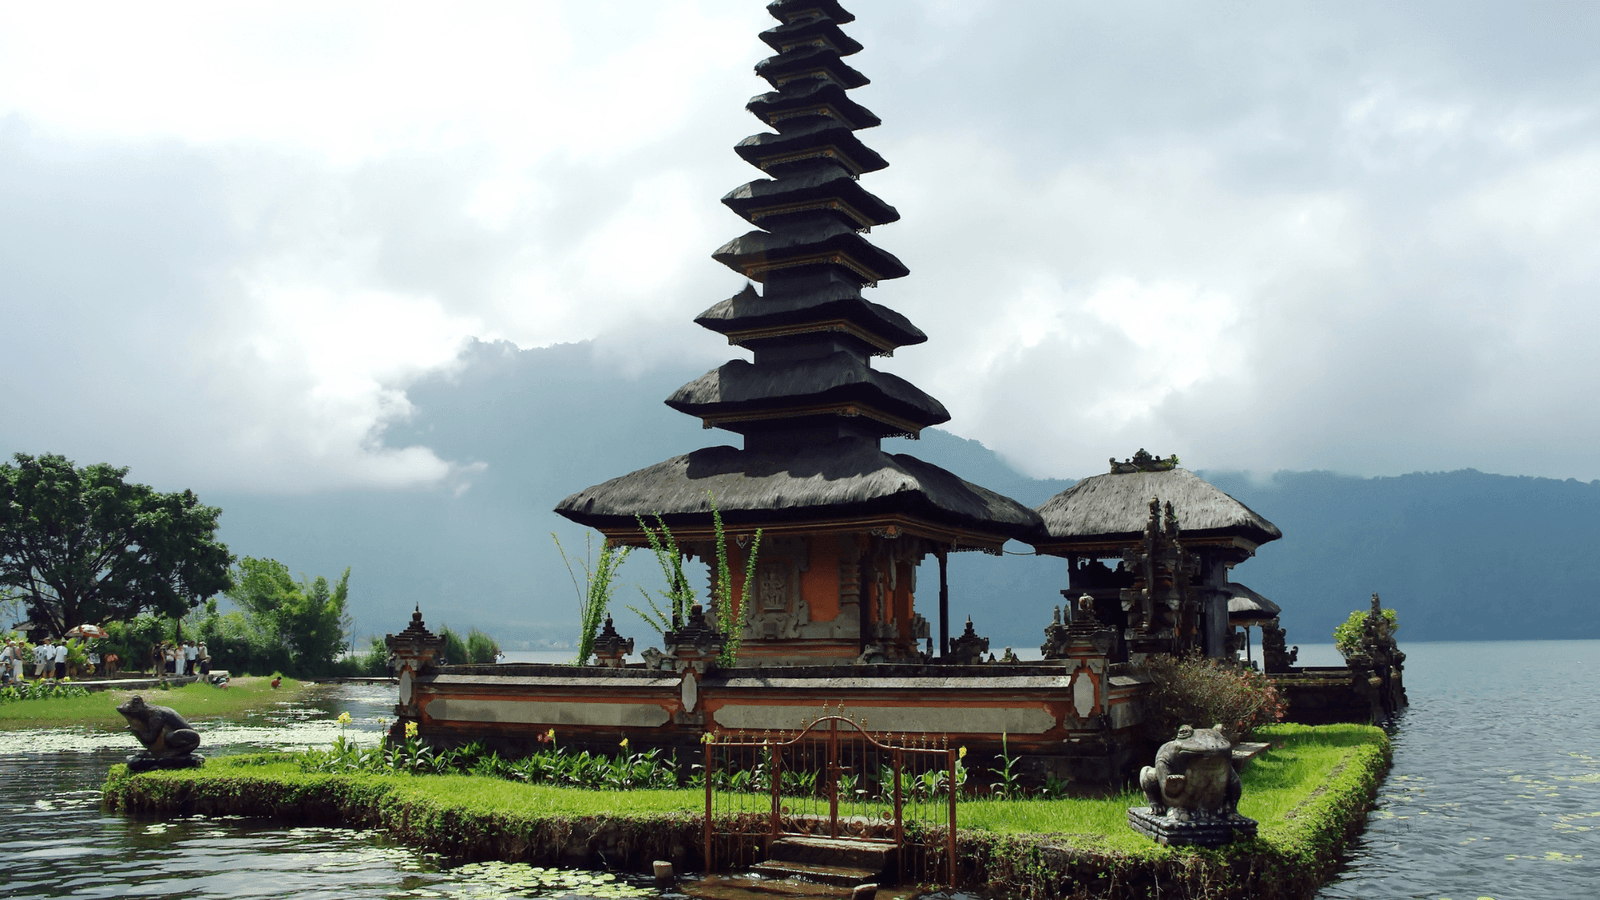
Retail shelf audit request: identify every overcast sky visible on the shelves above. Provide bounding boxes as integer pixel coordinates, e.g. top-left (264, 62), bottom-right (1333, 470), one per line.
top-left (3, 0), bottom-right (1598, 496)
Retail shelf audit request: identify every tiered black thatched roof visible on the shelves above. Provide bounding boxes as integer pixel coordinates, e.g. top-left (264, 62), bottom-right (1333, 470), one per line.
top-left (557, 1), bottom-right (1040, 545)
top-left (1032, 468), bottom-right (1282, 551)
top-left (558, 440), bottom-right (1042, 544)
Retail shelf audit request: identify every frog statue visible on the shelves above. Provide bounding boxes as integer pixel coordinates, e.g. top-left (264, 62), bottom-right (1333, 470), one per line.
top-left (116, 695), bottom-right (204, 771)
top-left (1127, 724), bottom-right (1257, 846)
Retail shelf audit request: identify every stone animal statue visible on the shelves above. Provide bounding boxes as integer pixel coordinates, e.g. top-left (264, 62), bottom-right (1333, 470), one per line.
top-left (116, 695), bottom-right (201, 759)
top-left (1139, 723), bottom-right (1240, 818)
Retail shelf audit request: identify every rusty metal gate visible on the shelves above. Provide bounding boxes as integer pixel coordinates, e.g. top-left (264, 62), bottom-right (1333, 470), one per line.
top-left (703, 711), bottom-right (957, 885)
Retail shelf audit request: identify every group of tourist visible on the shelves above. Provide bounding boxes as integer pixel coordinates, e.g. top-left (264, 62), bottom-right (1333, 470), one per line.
top-left (1, 638), bottom-right (26, 683)
top-left (151, 640), bottom-right (209, 678)
top-left (0, 634), bottom-right (215, 685)
top-left (0, 637), bottom-right (70, 683)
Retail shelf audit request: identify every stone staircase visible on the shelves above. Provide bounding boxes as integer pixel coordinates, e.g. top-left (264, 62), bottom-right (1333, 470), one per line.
top-left (680, 836), bottom-right (894, 899)
top-left (750, 836), bottom-right (893, 887)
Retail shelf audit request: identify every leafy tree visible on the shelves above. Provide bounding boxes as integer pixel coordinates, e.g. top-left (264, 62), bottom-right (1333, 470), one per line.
top-left (0, 453), bottom-right (233, 636)
top-left (222, 557), bottom-right (352, 675)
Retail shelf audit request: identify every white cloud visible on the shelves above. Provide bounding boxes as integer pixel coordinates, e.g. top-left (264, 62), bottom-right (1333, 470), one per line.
top-left (5, 0), bottom-right (1600, 491)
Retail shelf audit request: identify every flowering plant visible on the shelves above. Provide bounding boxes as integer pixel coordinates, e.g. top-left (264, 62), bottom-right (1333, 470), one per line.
top-left (1137, 652), bottom-right (1287, 741)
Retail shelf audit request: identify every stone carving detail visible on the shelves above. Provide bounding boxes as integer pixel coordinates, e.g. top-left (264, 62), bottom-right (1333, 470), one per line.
top-left (1120, 498), bottom-right (1200, 658)
top-left (592, 616), bottom-right (634, 668)
top-left (1128, 724), bottom-right (1258, 846)
top-left (1260, 619), bottom-right (1298, 673)
top-left (948, 617), bottom-right (990, 666)
top-left (117, 695), bottom-right (204, 772)
top-left (386, 606), bottom-right (446, 731)
top-left (1344, 592), bottom-right (1407, 723)
top-left (742, 558), bottom-right (812, 641)
top-left (660, 603), bottom-right (727, 674)
top-left (1109, 449), bottom-right (1180, 474)
top-left (759, 567), bottom-right (788, 610)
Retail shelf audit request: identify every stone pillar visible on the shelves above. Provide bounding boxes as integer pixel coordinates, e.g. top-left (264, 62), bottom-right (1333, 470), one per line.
top-left (385, 606), bottom-right (444, 743)
top-left (592, 616), bottom-right (634, 669)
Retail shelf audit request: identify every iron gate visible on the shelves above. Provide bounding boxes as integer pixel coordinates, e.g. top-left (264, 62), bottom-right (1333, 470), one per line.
top-left (703, 710), bottom-right (958, 884)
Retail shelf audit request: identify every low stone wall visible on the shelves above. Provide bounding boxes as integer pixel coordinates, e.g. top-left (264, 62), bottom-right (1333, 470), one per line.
top-left (408, 661), bottom-right (1152, 789)
top-left (1273, 665), bottom-right (1405, 726)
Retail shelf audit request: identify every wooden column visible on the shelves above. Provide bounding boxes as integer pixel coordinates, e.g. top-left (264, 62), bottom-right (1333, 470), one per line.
top-left (938, 550), bottom-right (950, 659)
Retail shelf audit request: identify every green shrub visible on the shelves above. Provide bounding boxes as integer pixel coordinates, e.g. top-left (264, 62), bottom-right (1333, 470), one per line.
top-left (351, 636), bottom-right (391, 676)
top-left (465, 629), bottom-right (499, 664)
top-left (1333, 606), bottom-right (1399, 658)
top-left (437, 626), bottom-right (470, 667)
top-left (1138, 652), bottom-right (1287, 740)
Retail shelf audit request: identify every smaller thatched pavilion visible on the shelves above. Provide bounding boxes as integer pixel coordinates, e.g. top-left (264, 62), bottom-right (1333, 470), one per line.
top-left (1030, 451), bottom-right (1283, 662)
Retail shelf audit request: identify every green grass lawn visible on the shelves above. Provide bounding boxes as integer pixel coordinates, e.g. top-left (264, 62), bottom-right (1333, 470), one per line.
top-left (117, 722), bottom-right (1384, 848)
top-left (107, 722), bottom-right (1389, 897)
top-left (956, 722), bottom-right (1384, 854)
top-left (0, 676), bottom-right (309, 730)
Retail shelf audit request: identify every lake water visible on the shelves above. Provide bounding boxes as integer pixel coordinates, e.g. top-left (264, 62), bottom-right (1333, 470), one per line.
top-left (2, 643), bottom-right (1596, 900)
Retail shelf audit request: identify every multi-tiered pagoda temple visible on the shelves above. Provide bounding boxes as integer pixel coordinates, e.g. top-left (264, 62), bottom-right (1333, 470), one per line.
top-left (556, 0), bottom-right (1042, 666)
top-left (385, 2), bottom-right (1398, 797)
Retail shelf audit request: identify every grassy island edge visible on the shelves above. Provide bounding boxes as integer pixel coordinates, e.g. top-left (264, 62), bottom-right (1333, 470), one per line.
top-left (101, 723), bottom-right (1389, 900)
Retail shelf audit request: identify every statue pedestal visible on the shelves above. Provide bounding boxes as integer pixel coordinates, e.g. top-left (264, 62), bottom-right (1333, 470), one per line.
top-left (126, 753), bottom-right (205, 773)
top-left (1127, 806), bottom-right (1257, 847)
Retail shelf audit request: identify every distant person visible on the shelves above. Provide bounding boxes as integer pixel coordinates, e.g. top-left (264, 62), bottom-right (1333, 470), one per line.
top-left (0, 640), bottom-right (15, 684)
top-left (184, 641), bottom-right (197, 676)
top-left (36, 640), bottom-right (53, 678)
top-left (197, 641), bottom-right (210, 675)
top-left (150, 644), bottom-right (164, 676)
top-left (104, 652), bottom-right (120, 677)
top-left (54, 640), bottom-right (68, 679)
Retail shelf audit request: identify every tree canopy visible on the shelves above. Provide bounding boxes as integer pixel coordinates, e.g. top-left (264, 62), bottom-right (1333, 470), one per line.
top-left (0, 452), bottom-right (233, 636)
top-left (221, 556), bottom-right (352, 674)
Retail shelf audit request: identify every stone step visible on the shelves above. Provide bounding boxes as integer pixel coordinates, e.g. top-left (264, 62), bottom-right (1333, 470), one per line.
top-left (749, 859), bottom-right (879, 888)
top-left (682, 874), bottom-right (852, 900)
top-left (767, 836), bottom-right (894, 874)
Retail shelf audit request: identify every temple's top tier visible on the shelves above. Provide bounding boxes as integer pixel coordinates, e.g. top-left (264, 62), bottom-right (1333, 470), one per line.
top-left (555, 0), bottom-right (1046, 549)
top-left (767, 0), bottom-right (856, 26)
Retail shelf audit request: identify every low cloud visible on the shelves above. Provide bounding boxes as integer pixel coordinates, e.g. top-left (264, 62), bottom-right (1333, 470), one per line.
top-left (3, 1), bottom-right (1600, 493)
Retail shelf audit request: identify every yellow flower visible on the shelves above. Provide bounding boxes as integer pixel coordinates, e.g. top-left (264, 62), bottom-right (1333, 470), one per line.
top-left (404, 721), bottom-right (418, 738)
top-left (958, 746), bottom-right (967, 760)
top-left (700, 732), bottom-right (716, 744)
top-left (619, 737), bottom-right (630, 749)
top-left (337, 711), bottom-right (352, 726)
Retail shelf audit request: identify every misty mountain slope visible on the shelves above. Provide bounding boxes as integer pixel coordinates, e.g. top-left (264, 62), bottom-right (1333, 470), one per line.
top-left (209, 339), bottom-right (1600, 649)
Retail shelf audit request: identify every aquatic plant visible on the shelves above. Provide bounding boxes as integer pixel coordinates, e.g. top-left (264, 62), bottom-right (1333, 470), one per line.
top-left (0, 679), bottom-right (91, 705)
top-left (552, 532), bottom-right (631, 666)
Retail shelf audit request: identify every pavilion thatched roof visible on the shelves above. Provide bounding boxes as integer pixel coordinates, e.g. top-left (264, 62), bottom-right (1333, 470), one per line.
top-left (555, 438), bottom-right (1044, 545)
top-left (1222, 582), bottom-right (1282, 621)
top-left (1032, 468), bottom-right (1281, 550)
